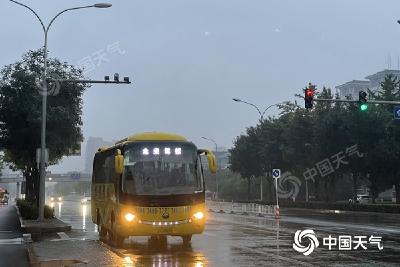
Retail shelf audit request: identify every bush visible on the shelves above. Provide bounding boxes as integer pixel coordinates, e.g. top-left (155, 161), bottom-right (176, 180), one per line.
top-left (242, 199), bottom-right (400, 214)
top-left (16, 199), bottom-right (54, 219)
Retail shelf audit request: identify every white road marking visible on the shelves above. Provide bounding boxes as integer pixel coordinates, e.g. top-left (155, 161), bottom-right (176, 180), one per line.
top-left (57, 232), bottom-right (70, 240)
top-left (0, 238), bottom-right (23, 244)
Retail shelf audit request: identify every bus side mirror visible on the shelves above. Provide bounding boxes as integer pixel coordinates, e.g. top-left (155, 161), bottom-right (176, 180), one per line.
top-left (115, 149), bottom-right (124, 175)
top-left (198, 149), bottom-right (218, 174)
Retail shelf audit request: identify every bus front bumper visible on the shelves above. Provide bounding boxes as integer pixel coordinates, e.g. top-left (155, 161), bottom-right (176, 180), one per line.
top-left (116, 219), bottom-right (205, 237)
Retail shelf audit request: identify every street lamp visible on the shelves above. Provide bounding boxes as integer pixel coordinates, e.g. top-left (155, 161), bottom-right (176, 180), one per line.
top-left (201, 136), bottom-right (219, 199)
top-left (232, 98), bottom-right (278, 122)
top-left (10, 0), bottom-right (112, 221)
top-left (233, 98), bottom-right (281, 201)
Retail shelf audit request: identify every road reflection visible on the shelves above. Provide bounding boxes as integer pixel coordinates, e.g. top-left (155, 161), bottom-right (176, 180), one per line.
top-left (51, 200), bottom-right (208, 265)
top-left (122, 239), bottom-right (207, 266)
top-left (82, 204), bottom-right (86, 230)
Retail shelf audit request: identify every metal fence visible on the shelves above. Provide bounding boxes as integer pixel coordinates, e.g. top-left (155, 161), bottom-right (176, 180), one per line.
top-left (206, 200), bottom-right (274, 216)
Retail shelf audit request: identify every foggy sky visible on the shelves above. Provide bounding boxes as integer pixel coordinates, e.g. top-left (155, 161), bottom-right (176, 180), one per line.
top-left (1, 0), bottom-right (400, 172)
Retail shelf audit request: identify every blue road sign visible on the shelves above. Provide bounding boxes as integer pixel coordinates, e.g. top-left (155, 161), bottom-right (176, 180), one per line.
top-left (394, 106), bottom-right (400, 120)
top-left (272, 169), bottom-right (281, 179)
top-left (70, 172), bottom-right (81, 180)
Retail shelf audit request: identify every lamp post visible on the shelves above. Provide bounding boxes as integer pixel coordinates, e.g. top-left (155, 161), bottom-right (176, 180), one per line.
top-left (201, 136), bottom-right (219, 199)
top-left (232, 98), bottom-right (280, 201)
top-left (10, 0), bottom-right (112, 221)
top-left (232, 98), bottom-right (279, 123)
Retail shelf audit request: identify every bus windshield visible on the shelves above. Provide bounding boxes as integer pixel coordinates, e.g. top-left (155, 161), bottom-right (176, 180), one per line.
top-left (122, 142), bottom-right (202, 196)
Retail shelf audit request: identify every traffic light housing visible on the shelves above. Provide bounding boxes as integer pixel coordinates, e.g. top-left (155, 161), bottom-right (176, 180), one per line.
top-left (304, 83), bottom-right (315, 109)
top-left (359, 90), bottom-right (368, 111)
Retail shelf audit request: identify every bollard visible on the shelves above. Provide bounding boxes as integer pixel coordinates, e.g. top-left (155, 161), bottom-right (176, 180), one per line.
top-left (274, 205), bottom-right (280, 219)
top-left (257, 204), bottom-right (263, 217)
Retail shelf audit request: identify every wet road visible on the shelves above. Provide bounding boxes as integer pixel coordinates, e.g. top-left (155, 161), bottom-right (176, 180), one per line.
top-left (0, 203), bottom-right (30, 267)
top-left (51, 199), bottom-right (400, 266)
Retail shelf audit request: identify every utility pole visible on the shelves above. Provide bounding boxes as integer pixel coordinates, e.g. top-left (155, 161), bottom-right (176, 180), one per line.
top-left (10, 0), bottom-right (113, 221)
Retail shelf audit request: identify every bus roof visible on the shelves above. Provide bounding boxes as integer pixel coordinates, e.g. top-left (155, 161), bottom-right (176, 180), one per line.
top-left (115, 132), bottom-right (187, 145)
top-left (97, 132), bottom-right (188, 153)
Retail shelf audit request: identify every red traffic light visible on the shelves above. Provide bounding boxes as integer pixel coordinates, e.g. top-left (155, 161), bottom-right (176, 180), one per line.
top-left (306, 89), bottom-right (314, 97)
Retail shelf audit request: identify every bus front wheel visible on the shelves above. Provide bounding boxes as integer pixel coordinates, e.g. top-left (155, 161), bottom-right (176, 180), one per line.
top-left (181, 235), bottom-right (192, 244)
top-left (98, 224), bottom-right (107, 240)
top-left (109, 217), bottom-right (124, 247)
top-left (97, 213), bottom-right (107, 241)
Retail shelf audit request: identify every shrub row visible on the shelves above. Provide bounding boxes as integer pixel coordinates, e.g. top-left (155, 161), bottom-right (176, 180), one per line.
top-left (16, 199), bottom-right (54, 219)
top-left (239, 200), bottom-right (400, 214)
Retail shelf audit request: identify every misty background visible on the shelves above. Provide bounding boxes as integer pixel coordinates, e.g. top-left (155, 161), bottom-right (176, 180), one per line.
top-left (1, 0), bottom-right (400, 172)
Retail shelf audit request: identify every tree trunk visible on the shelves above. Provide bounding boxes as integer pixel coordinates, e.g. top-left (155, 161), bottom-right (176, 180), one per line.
top-left (314, 179), bottom-right (320, 201)
top-left (324, 178), bottom-right (329, 203)
top-left (24, 167), bottom-right (39, 207)
top-left (395, 183), bottom-right (400, 204)
top-left (247, 177), bottom-right (251, 200)
top-left (352, 172), bottom-right (358, 201)
top-left (370, 179), bottom-right (378, 204)
top-left (328, 177), bottom-right (336, 203)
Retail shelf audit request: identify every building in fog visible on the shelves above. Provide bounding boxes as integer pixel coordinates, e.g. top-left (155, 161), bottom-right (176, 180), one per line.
top-left (336, 69), bottom-right (400, 99)
top-left (336, 80), bottom-right (370, 99)
top-left (84, 137), bottom-right (115, 173)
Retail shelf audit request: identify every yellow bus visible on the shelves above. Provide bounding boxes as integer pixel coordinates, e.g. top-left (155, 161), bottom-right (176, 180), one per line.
top-left (91, 132), bottom-right (217, 246)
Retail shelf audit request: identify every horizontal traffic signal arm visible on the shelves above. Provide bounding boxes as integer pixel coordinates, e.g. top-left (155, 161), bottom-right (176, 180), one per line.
top-left (313, 98), bottom-right (400, 105)
top-left (49, 79), bottom-right (132, 84)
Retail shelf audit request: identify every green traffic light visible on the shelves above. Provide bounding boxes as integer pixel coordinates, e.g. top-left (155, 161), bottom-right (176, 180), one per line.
top-left (360, 103), bottom-right (368, 111)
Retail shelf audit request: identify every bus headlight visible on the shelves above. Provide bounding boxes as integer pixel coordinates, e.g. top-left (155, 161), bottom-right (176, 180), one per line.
top-left (58, 197), bottom-right (62, 202)
top-left (124, 212), bottom-right (136, 222)
top-left (193, 211), bottom-right (204, 220)
top-left (50, 197), bottom-right (54, 201)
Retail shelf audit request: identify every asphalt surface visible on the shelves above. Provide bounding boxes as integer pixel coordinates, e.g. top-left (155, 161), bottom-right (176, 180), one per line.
top-left (0, 203), bottom-right (30, 267)
top-left (41, 199), bottom-right (400, 266)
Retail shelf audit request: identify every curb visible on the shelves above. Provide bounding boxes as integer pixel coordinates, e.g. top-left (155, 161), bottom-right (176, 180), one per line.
top-left (15, 205), bottom-right (25, 228)
top-left (26, 242), bottom-right (39, 267)
top-left (15, 206), bottom-right (39, 267)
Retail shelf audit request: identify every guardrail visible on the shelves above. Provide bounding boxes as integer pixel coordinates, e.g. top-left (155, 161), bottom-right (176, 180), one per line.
top-left (206, 200), bottom-right (274, 217)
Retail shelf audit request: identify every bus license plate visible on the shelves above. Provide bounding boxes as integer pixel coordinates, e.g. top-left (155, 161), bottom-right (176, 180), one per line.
top-left (157, 226), bottom-right (174, 234)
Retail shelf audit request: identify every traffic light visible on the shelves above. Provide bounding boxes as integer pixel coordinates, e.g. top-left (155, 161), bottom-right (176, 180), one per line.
top-left (304, 83), bottom-right (315, 109)
top-left (358, 90), bottom-right (368, 111)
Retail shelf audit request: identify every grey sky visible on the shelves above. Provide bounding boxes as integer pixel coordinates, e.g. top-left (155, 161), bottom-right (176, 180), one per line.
top-left (1, 0), bottom-right (400, 172)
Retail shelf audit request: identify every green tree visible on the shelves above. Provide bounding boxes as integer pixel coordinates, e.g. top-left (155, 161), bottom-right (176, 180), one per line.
top-left (0, 49), bottom-right (88, 205)
top-left (229, 126), bottom-right (264, 200)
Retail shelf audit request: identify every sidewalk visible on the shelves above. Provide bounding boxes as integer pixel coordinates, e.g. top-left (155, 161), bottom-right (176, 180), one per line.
top-left (16, 206), bottom-right (71, 239)
top-left (28, 239), bottom-right (127, 267)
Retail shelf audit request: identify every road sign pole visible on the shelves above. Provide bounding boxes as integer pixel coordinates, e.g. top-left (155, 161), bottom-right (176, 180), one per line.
top-left (272, 169), bottom-right (281, 219)
top-left (275, 177), bottom-right (279, 207)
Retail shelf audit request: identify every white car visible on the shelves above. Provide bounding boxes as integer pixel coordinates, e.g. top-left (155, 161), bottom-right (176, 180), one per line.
top-left (81, 197), bottom-right (91, 204)
top-left (357, 195), bottom-right (370, 204)
top-left (49, 195), bottom-right (63, 202)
